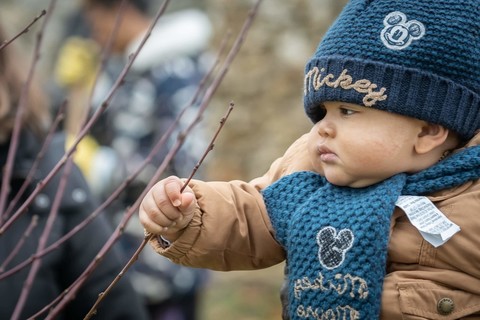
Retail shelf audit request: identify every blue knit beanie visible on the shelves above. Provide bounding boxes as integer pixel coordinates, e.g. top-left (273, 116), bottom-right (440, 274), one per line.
top-left (304, 0), bottom-right (480, 140)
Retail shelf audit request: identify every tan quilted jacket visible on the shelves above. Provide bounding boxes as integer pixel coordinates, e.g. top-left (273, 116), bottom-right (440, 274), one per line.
top-left (150, 132), bottom-right (480, 319)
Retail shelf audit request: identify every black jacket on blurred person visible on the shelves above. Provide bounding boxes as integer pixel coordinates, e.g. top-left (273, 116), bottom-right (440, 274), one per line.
top-left (0, 17), bottom-right (149, 319)
top-left (0, 130), bottom-right (149, 320)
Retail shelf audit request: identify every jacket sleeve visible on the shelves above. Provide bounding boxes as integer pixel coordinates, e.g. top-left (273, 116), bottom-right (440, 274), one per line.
top-left (149, 133), bottom-right (314, 271)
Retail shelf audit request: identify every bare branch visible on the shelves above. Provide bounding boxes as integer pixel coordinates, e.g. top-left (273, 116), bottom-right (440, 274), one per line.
top-left (84, 102), bottom-right (234, 319)
top-left (0, 2), bottom-right (54, 223)
top-left (12, 159), bottom-right (74, 320)
top-left (0, 0), bottom-right (264, 317)
top-left (2, 101), bottom-right (66, 221)
top-left (0, 0), bottom-right (171, 235)
top-left (0, 13), bottom-right (231, 283)
top-left (74, 0), bottom-right (128, 134)
top-left (47, 0), bottom-right (263, 314)
top-left (0, 10), bottom-right (46, 51)
top-left (182, 101), bottom-right (235, 189)
top-left (0, 215), bottom-right (38, 272)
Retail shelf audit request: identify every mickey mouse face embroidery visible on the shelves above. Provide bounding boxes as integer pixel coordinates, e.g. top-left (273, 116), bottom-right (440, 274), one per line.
top-left (381, 11), bottom-right (425, 50)
top-left (316, 226), bottom-right (354, 270)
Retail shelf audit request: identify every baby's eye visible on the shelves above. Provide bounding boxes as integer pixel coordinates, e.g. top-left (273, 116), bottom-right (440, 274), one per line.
top-left (339, 107), bottom-right (356, 116)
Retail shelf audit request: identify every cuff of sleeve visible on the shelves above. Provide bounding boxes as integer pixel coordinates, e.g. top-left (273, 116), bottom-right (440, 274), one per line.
top-left (157, 235), bottom-right (171, 248)
top-left (148, 205), bottom-right (203, 264)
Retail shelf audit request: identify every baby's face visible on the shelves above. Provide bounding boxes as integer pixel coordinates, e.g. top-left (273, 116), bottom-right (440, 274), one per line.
top-left (307, 101), bottom-right (425, 188)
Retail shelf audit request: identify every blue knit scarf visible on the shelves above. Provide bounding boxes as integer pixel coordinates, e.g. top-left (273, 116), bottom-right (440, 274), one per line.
top-left (262, 145), bottom-right (480, 320)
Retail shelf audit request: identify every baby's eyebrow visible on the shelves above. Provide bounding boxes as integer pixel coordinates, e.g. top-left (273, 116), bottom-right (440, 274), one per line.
top-left (338, 103), bottom-right (361, 109)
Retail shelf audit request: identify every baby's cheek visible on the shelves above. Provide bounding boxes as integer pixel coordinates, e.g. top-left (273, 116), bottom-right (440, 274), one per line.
top-left (352, 141), bottom-right (400, 170)
top-left (365, 148), bottom-right (410, 181)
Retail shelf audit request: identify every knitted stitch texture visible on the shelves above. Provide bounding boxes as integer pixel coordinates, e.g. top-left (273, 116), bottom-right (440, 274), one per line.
top-left (303, 0), bottom-right (480, 140)
top-left (262, 145), bottom-right (480, 319)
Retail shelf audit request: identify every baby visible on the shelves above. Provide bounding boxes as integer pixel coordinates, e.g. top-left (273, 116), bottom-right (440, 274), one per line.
top-left (140, 0), bottom-right (480, 318)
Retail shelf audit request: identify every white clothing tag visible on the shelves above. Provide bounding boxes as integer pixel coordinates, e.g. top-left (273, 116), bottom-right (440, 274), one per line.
top-left (395, 196), bottom-right (460, 247)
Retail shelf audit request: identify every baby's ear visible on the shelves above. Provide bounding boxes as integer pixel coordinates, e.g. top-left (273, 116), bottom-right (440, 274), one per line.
top-left (414, 123), bottom-right (449, 154)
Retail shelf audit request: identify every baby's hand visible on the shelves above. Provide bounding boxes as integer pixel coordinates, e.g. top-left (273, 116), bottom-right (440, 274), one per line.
top-left (139, 176), bottom-right (196, 240)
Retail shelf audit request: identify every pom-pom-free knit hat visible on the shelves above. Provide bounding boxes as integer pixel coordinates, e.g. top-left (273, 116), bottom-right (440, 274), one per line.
top-left (304, 0), bottom-right (480, 140)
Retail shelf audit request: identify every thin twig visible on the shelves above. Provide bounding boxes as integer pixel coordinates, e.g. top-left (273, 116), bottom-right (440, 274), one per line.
top-left (0, 3), bottom-right (53, 223)
top-left (0, 10), bottom-right (46, 51)
top-left (11, 159), bottom-right (74, 320)
top-left (84, 103), bottom-right (234, 319)
top-left (182, 102), bottom-right (234, 188)
top-left (29, 0), bottom-right (262, 317)
top-left (80, 0), bottom-right (262, 312)
top-left (2, 101), bottom-right (66, 221)
top-left (0, 215), bottom-right (38, 272)
top-left (0, 21), bottom-right (229, 284)
top-left (0, 0), bottom-right (172, 235)
top-left (74, 0), bottom-right (127, 135)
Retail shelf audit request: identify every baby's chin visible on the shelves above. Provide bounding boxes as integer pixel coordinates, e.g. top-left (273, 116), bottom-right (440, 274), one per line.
top-left (324, 174), bottom-right (381, 189)
top-left (312, 159), bottom-right (388, 188)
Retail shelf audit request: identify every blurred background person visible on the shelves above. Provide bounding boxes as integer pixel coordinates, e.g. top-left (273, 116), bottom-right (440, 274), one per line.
top-left (0, 0), bottom-right (353, 318)
top-left (0, 20), bottom-right (149, 320)
top-left (53, 0), bottom-right (213, 319)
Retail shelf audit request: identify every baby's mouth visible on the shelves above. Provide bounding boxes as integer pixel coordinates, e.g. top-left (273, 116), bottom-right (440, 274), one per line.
top-left (318, 145), bottom-right (337, 163)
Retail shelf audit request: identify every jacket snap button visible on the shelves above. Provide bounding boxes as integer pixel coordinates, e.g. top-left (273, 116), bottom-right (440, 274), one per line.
top-left (437, 297), bottom-right (454, 315)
